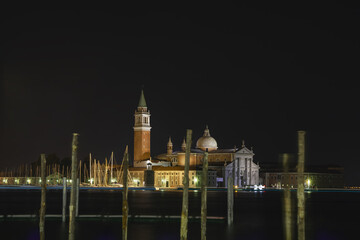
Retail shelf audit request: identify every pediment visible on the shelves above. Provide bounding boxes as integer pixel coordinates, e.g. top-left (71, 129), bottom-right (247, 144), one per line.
top-left (236, 146), bottom-right (254, 155)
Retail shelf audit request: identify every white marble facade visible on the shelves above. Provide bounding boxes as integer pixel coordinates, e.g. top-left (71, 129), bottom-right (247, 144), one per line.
top-left (225, 143), bottom-right (260, 187)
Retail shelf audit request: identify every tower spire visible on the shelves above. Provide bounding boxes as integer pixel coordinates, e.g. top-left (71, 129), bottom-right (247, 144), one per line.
top-left (138, 88), bottom-right (147, 108)
top-left (167, 136), bottom-right (173, 155)
top-left (181, 138), bottom-right (186, 151)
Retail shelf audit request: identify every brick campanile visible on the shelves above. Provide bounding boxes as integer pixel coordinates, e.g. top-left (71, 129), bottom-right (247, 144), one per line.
top-left (133, 89), bottom-right (151, 167)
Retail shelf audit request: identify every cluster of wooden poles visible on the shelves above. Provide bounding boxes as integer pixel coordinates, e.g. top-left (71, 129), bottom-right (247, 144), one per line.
top-left (39, 133), bottom-right (81, 240)
top-left (36, 130), bottom-right (213, 240)
top-left (37, 130), bottom-right (306, 240)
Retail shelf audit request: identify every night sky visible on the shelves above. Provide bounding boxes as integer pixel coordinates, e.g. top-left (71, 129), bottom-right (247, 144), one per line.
top-left (1, 2), bottom-right (360, 185)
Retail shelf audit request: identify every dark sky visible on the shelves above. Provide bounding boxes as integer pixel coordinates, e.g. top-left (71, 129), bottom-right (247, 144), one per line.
top-left (1, 2), bottom-right (360, 185)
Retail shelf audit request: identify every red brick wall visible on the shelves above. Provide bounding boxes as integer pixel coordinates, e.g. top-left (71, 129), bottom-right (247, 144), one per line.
top-left (134, 130), bottom-right (150, 162)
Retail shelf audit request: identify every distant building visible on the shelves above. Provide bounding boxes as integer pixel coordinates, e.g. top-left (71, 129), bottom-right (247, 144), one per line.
top-left (133, 89), bottom-right (151, 166)
top-left (260, 161), bottom-right (344, 188)
top-left (130, 89), bottom-right (260, 188)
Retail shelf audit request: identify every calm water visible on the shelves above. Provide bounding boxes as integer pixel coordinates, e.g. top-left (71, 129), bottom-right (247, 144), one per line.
top-left (0, 188), bottom-right (359, 239)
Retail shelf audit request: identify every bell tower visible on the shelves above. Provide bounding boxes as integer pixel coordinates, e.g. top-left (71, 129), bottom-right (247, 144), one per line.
top-left (167, 137), bottom-right (173, 155)
top-left (133, 89), bottom-right (151, 167)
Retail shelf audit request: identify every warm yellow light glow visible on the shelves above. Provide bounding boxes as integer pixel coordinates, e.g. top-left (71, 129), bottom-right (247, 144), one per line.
top-left (306, 179), bottom-right (311, 187)
top-left (194, 177), bottom-right (198, 183)
top-left (27, 179), bottom-right (31, 184)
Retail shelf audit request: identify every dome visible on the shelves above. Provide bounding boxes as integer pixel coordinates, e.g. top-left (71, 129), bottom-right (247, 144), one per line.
top-left (196, 126), bottom-right (218, 151)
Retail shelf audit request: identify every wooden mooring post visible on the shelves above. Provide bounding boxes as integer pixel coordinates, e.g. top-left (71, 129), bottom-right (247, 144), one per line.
top-left (69, 133), bottom-right (79, 240)
top-left (227, 175), bottom-right (233, 226)
top-left (76, 178), bottom-right (80, 217)
top-left (62, 177), bottom-right (66, 222)
top-left (122, 146), bottom-right (129, 240)
top-left (39, 153), bottom-right (46, 240)
top-left (180, 129), bottom-right (192, 240)
top-left (282, 153), bottom-right (292, 240)
top-left (201, 150), bottom-right (209, 240)
top-left (297, 131), bottom-right (306, 240)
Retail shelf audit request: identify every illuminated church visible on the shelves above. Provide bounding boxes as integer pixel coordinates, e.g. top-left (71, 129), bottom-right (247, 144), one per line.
top-left (129, 89), bottom-right (260, 188)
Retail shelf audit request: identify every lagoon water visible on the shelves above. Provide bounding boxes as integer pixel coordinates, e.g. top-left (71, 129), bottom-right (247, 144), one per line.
top-left (0, 188), bottom-right (359, 239)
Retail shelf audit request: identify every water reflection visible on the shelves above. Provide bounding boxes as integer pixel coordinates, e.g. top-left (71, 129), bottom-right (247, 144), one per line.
top-left (1, 190), bottom-right (359, 239)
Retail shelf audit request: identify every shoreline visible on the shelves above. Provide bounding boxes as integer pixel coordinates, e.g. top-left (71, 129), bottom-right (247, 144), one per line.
top-left (0, 185), bottom-right (359, 192)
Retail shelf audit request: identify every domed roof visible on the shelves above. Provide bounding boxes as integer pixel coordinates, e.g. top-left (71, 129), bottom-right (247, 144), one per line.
top-left (196, 126), bottom-right (218, 151)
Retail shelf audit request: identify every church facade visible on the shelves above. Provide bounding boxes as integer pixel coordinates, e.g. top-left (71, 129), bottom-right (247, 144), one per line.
top-left (129, 89), bottom-right (260, 188)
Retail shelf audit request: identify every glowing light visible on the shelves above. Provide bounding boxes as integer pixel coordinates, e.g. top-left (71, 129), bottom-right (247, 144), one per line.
top-left (235, 185), bottom-right (238, 189)
top-left (194, 177), bottom-right (198, 183)
top-left (254, 185), bottom-right (265, 190)
top-left (111, 178), bottom-right (116, 183)
top-left (3, 179), bottom-right (8, 183)
top-left (306, 179), bottom-right (311, 188)
top-left (27, 179), bottom-right (31, 184)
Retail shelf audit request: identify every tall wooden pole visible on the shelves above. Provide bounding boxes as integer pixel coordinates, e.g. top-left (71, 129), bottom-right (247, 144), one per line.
top-left (79, 160), bottom-right (82, 184)
top-left (201, 150), bottom-right (209, 240)
top-left (180, 129), bottom-right (192, 240)
top-left (282, 153), bottom-right (292, 240)
top-left (62, 177), bottom-right (67, 222)
top-left (122, 146), bottom-right (129, 240)
top-left (69, 133), bottom-right (79, 240)
top-left (227, 175), bottom-right (233, 226)
top-left (297, 131), bottom-right (306, 240)
top-left (76, 178), bottom-right (80, 217)
top-left (39, 153), bottom-right (46, 240)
